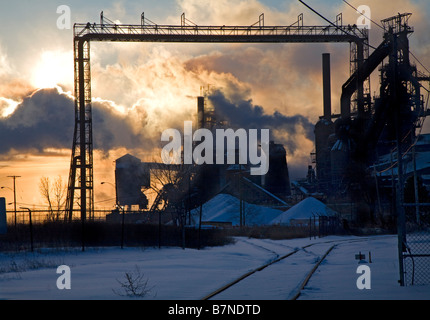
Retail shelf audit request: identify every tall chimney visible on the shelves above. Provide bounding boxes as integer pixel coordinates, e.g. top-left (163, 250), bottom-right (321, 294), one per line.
top-left (322, 53), bottom-right (332, 120)
top-left (197, 96), bottom-right (205, 129)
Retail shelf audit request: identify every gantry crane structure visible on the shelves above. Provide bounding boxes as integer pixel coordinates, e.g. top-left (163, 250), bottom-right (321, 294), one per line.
top-left (65, 10), bottom-right (370, 221)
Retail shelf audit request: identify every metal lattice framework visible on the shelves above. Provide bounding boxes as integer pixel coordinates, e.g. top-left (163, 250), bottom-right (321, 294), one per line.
top-left (65, 39), bottom-right (93, 221)
top-left (65, 12), bottom-right (369, 221)
top-left (74, 12), bottom-right (368, 41)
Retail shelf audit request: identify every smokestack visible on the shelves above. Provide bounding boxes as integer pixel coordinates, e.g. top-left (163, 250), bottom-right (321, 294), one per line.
top-left (322, 53), bottom-right (332, 120)
top-left (197, 96), bottom-right (205, 129)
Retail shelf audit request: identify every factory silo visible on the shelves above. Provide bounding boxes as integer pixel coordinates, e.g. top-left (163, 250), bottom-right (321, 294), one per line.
top-left (264, 141), bottom-right (291, 197)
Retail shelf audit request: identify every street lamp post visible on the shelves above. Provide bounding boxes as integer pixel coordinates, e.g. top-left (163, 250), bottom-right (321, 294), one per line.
top-left (101, 181), bottom-right (118, 206)
top-left (9, 176), bottom-right (20, 228)
top-left (2, 176), bottom-right (21, 227)
top-left (120, 204), bottom-right (125, 249)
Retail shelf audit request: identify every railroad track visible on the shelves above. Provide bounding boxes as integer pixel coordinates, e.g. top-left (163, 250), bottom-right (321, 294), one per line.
top-left (201, 237), bottom-right (376, 300)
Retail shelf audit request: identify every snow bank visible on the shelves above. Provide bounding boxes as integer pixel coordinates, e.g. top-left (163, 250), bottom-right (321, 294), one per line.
top-left (270, 197), bottom-right (337, 225)
top-left (190, 193), bottom-right (283, 226)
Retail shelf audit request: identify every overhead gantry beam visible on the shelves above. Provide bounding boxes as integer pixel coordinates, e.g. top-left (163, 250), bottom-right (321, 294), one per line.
top-left (74, 22), bottom-right (364, 43)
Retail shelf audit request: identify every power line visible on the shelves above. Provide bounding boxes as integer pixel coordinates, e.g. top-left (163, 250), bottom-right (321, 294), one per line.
top-left (14, 202), bottom-right (52, 209)
top-left (299, 0), bottom-right (353, 35)
top-left (410, 50), bottom-right (430, 75)
top-left (342, 0), bottom-right (385, 31)
top-left (298, 0), bottom-right (377, 50)
top-left (94, 197), bottom-right (116, 204)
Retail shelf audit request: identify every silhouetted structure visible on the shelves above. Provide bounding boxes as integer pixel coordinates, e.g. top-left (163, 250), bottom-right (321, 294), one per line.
top-left (115, 154), bottom-right (150, 210)
top-left (312, 14), bottom-right (429, 196)
top-left (264, 141), bottom-right (291, 197)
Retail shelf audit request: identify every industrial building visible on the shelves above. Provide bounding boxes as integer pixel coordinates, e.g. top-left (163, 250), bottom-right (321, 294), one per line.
top-left (115, 154), bottom-right (150, 210)
top-left (109, 87), bottom-right (292, 224)
top-left (291, 13), bottom-right (430, 225)
top-left (196, 86), bottom-right (291, 201)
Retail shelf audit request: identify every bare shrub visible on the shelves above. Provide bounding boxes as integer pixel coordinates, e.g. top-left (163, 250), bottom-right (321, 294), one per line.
top-left (113, 265), bottom-right (154, 298)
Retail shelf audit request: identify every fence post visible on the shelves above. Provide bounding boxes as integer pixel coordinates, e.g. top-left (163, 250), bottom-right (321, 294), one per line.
top-left (0, 198), bottom-right (6, 235)
top-left (29, 209), bottom-right (33, 252)
top-left (314, 215), bottom-right (317, 238)
top-left (121, 205), bottom-right (125, 249)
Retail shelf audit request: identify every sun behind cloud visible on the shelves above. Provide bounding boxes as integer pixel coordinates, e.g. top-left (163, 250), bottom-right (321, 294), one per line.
top-left (30, 49), bottom-right (73, 90)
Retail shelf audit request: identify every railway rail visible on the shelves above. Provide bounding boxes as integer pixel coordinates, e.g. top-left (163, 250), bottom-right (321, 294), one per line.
top-left (201, 237), bottom-right (375, 300)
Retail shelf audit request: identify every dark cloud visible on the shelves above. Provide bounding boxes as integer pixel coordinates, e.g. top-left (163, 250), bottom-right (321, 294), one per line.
top-left (209, 90), bottom-right (314, 155)
top-left (0, 88), bottom-right (74, 153)
top-left (92, 101), bottom-right (149, 151)
top-left (0, 88), bottom-right (150, 154)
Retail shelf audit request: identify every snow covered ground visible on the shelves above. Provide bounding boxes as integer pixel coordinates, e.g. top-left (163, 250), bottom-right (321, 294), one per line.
top-left (0, 235), bottom-right (429, 300)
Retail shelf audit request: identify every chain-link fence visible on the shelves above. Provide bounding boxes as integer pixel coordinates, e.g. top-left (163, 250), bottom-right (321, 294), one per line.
top-left (5, 210), bottom-right (109, 225)
top-left (402, 203), bottom-right (430, 286)
top-left (1, 209), bottom-right (231, 251)
top-left (309, 215), bottom-right (343, 239)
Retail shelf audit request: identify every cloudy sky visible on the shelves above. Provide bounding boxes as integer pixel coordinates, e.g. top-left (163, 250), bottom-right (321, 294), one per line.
top-left (0, 0), bottom-right (429, 209)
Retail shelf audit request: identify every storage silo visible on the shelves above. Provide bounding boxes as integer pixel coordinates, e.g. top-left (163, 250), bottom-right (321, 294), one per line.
top-left (264, 141), bottom-right (291, 197)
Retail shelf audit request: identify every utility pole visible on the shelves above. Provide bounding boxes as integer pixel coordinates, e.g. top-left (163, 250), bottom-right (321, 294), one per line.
top-left (391, 32), bottom-right (406, 286)
top-left (373, 166), bottom-right (382, 217)
top-left (7, 176), bottom-right (21, 227)
top-left (413, 145), bottom-right (420, 224)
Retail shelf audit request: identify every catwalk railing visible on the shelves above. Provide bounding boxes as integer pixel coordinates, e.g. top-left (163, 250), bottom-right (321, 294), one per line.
top-left (75, 22), bottom-right (366, 41)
